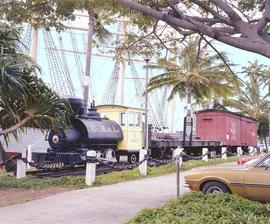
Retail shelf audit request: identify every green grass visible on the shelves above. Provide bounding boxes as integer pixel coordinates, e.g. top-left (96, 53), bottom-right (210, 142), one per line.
top-left (0, 157), bottom-right (239, 190)
top-left (126, 192), bottom-right (270, 224)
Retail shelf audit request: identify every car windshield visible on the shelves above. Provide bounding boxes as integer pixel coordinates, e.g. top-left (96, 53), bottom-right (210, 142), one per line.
top-left (251, 153), bottom-right (270, 168)
top-left (244, 158), bottom-right (259, 166)
top-left (259, 157), bottom-right (270, 168)
top-left (247, 153), bottom-right (270, 168)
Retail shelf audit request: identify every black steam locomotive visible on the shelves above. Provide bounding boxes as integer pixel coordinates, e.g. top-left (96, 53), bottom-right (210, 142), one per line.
top-left (39, 97), bottom-right (124, 167)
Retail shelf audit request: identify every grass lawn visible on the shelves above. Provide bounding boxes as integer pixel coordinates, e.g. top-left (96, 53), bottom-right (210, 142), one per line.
top-left (0, 157), bottom-right (239, 189)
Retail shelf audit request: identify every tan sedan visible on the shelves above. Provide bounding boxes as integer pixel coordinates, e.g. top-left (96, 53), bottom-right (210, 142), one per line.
top-left (184, 153), bottom-right (270, 202)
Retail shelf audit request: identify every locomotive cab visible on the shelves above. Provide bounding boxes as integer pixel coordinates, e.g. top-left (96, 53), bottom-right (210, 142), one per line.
top-left (96, 105), bottom-right (144, 163)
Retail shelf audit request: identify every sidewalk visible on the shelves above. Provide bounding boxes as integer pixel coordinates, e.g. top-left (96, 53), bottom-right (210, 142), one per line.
top-left (0, 172), bottom-right (190, 224)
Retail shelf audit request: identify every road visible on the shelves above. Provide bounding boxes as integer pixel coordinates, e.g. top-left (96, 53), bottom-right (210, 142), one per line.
top-left (0, 172), bottom-right (190, 224)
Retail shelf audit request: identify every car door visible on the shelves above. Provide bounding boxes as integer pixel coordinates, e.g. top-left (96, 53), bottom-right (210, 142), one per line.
top-left (243, 157), bottom-right (270, 202)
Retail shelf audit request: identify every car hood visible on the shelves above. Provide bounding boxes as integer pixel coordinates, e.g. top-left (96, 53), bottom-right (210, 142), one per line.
top-left (189, 164), bottom-right (247, 172)
top-left (184, 164), bottom-right (248, 180)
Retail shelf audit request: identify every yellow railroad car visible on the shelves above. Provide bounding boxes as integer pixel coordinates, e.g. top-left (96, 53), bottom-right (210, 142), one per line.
top-left (96, 104), bottom-right (144, 163)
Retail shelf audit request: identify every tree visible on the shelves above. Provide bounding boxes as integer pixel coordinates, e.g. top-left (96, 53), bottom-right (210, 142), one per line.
top-left (224, 61), bottom-right (268, 119)
top-left (223, 61), bottom-right (269, 147)
top-left (0, 24), bottom-right (71, 144)
top-left (0, 24), bottom-right (72, 168)
top-left (0, 0), bottom-right (77, 30)
top-left (258, 116), bottom-right (269, 150)
top-left (115, 0), bottom-right (270, 58)
top-left (147, 38), bottom-right (237, 115)
top-left (74, 1), bottom-right (113, 103)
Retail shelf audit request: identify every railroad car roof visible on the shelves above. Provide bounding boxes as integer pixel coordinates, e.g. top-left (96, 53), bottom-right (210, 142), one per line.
top-left (96, 104), bottom-right (144, 111)
top-left (196, 109), bottom-right (257, 121)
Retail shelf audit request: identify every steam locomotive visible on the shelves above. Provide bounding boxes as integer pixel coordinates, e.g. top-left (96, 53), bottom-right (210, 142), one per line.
top-left (48, 98), bottom-right (123, 153)
top-left (42, 97), bottom-right (125, 166)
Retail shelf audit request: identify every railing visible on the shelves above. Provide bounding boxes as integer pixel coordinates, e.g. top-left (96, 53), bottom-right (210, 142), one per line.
top-left (1, 146), bottom-right (262, 184)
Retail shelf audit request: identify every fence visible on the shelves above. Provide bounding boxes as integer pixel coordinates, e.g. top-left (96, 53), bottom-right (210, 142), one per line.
top-left (84, 146), bottom-right (261, 187)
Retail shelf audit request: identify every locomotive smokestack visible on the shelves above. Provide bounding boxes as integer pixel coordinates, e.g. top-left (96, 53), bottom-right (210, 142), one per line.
top-left (67, 97), bottom-right (86, 117)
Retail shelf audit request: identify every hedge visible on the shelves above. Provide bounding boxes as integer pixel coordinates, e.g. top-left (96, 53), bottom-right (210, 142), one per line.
top-left (127, 192), bottom-right (270, 224)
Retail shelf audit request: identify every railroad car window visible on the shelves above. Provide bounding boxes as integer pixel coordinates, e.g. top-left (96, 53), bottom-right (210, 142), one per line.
top-left (129, 112), bottom-right (134, 127)
top-left (135, 113), bottom-right (141, 127)
top-left (120, 112), bottom-right (126, 126)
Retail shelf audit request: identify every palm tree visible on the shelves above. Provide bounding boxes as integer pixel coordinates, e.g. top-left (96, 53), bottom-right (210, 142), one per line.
top-left (0, 24), bottom-right (72, 166)
top-left (148, 38), bottom-right (237, 115)
top-left (0, 24), bottom-right (71, 137)
top-left (223, 61), bottom-right (269, 148)
top-left (224, 61), bottom-right (268, 120)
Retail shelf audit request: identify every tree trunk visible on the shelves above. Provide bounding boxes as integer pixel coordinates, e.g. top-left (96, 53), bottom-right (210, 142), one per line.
top-left (83, 10), bottom-right (95, 105)
top-left (264, 137), bottom-right (269, 152)
top-left (0, 141), bottom-right (6, 164)
top-left (268, 81), bottom-right (270, 152)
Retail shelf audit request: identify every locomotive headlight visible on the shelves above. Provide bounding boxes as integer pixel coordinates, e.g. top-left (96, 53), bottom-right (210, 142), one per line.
top-left (52, 135), bottom-right (60, 144)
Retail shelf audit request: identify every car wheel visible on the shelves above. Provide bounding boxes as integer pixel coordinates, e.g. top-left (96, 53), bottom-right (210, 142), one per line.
top-left (202, 181), bottom-right (230, 195)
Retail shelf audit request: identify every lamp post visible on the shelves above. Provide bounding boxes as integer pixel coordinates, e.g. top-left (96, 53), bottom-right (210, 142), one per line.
top-left (144, 54), bottom-right (151, 150)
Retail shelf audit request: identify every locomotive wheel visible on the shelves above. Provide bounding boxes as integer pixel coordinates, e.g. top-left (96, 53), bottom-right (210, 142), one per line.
top-left (103, 148), bottom-right (116, 162)
top-left (129, 153), bottom-right (137, 164)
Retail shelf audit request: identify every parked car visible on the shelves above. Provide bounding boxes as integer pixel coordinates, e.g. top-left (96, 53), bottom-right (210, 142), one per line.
top-left (184, 153), bottom-right (270, 202)
top-left (244, 158), bottom-right (259, 166)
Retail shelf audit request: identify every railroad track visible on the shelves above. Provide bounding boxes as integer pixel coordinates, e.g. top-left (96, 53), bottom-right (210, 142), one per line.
top-left (26, 159), bottom-right (173, 179)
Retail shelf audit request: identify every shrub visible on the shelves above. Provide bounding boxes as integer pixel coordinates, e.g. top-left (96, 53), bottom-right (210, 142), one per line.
top-left (127, 192), bottom-right (270, 224)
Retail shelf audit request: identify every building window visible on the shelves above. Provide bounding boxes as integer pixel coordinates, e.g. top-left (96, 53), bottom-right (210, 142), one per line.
top-left (129, 112), bottom-right (134, 127)
top-left (135, 113), bottom-right (141, 127)
top-left (120, 112), bottom-right (126, 126)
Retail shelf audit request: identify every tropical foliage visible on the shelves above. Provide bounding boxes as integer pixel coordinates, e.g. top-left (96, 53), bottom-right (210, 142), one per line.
top-left (224, 61), bottom-right (268, 120)
top-left (0, 23), bottom-right (71, 141)
top-left (223, 60), bottom-right (269, 145)
top-left (147, 38), bottom-right (237, 112)
top-left (0, 0), bottom-right (76, 30)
